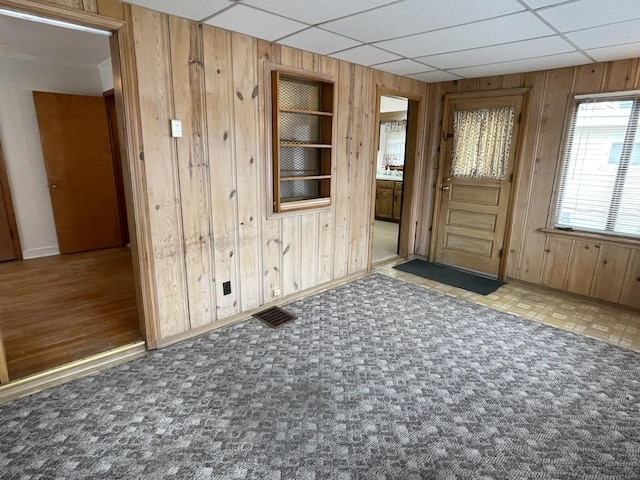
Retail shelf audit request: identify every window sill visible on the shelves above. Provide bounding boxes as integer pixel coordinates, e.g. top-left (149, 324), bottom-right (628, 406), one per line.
top-left (540, 228), bottom-right (640, 248)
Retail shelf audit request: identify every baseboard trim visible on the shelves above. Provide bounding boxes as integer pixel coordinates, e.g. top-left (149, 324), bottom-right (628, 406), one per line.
top-left (22, 246), bottom-right (60, 259)
top-left (157, 270), bottom-right (369, 349)
top-left (0, 341), bottom-right (147, 404)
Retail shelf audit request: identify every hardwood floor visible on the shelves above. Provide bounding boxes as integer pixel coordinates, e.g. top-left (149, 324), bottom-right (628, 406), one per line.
top-left (0, 247), bottom-right (141, 381)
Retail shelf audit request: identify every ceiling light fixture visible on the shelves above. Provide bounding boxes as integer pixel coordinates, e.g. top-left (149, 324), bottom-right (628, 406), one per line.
top-left (0, 8), bottom-right (112, 36)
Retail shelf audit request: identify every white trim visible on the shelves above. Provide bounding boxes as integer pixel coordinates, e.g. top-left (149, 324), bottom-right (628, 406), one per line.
top-left (575, 90), bottom-right (640, 100)
top-left (22, 246), bottom-right (60, 259)
top-left (0, 8), bottom-right (112, 36)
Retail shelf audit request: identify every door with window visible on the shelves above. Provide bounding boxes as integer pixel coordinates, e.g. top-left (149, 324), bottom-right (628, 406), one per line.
top-left (432, 92), bottom-right (526, 278)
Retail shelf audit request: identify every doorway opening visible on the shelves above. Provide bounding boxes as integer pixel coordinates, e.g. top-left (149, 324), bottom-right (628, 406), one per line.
top-left (372, 95), bottom-right (408, 263)
top-left (0, 12), bottom-right (142, 382)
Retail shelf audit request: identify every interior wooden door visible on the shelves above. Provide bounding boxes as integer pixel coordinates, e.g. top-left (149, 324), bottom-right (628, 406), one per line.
top-left (0, 141), bottom-right (21, 262)
top-left (33, 92), bottom-right (122, 254)
top-left (432, 92), bottom-right (525, 278)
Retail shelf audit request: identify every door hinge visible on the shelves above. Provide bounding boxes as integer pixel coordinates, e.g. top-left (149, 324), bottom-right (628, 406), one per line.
top-left (498, 248), bottom-right (503, 258)
top-left (518, 113), bottom-right (522, 124)
top-left (509, 172), bottom-right (514, 182)
top-left (9, 229), bottom-right (13, 239)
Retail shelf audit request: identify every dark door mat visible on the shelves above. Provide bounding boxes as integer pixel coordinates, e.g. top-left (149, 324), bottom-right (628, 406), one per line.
top-left (252, 306), bottom-right (297, 328)
top-left (393, 259), bottom-right (505, 295)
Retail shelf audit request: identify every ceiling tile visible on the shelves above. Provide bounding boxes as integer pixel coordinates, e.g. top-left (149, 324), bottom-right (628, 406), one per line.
top-left (126, 0), bottom-right (231, 20)
top-left (372, 59), bottom-right (434, 76)
top-left (586, 42), bottom-right (640, 63)
top-left (566, 18), bottom-right (640, 50)
top-left (448, 51), bottom-right (591, 78)
top-left (522, 0), bottom-right (570, 8)
top-left (204, 4), bottom-right (306, 42)
top-left (329, 45), bottom-right (401, 66)
top-left (376, 11), bottom-right (554, 58)
top-left (321, 0), bottom-right (525, 43)
top-left (240, 0), bottom-right (396, 24)
top-left (278, 28), bottom-right (361, 55)
top-left (537, 0), bottom-right (640, 32)
top-left (416, 36), bottom-right (575, 70)
top-left (407, 71), bottom-right (463, 83)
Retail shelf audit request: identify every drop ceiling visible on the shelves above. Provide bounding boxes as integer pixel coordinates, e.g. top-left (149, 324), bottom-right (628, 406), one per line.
top-left (0, 1), bottom-right (637, 81)
top-left (125, 0), bottom-right (640, 82)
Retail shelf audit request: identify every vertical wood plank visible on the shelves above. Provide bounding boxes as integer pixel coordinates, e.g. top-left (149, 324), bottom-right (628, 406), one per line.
top-left (96, 0), bottom-right (125, 19)
top-left (282, 216), bottom-right (300, 296)
top-left (348, 64), bottom-right (371, 274)
top-left (257, 40), bottom-right (283, 302)
top-left (318, 55), bottom-right (339, 284)
top-left (82, 0), bottom-right (97, 13)
top-left (202, 25), bottom-right (240, 320)
top-left (605, 59), bottom-right (639, 91)
top-left (501, 74), bottom-right (524, 89)
top-left (620, 249), bottom-right (640, 309)
top-left (518, 67), bottom-right (574, 283)
top-left (231, 32), bottom-right (262, 310)
top-left (457, 79), bottom-right (478, 92)
top-left (478, 76), bottom-right (501, 91)
top-left (169, 17), bottom-right (214, 328)
top-left (540, 236), bottom-right (572, 290)
top-left (0, 326), bottom-right (8, 383)
top-left (565, 241), bottom-right (599, 295)
top-left (590, 245), bottom-right (631, 303)
top-left (574, 63), bottom-right (606, 94)
top-left (131, 6), bottom-right (189, 338)
top-left (506, 70), bottom-right (547, 278)
top-left (332, 61), bottom-right (353, 279)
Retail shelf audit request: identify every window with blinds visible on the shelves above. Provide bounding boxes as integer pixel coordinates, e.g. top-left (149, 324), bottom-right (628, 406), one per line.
top-left (554, 93), bottom-right (640, 238)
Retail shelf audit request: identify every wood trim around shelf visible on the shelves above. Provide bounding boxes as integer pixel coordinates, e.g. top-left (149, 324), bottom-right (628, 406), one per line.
top-left (280, 175), bottom-right (332, 182)
top-left (279, 108), bottom-right (333, 116)
top-left (280, 142), bottom-right (332, 148)
top-left (279, 196), bottom-right (331, 212)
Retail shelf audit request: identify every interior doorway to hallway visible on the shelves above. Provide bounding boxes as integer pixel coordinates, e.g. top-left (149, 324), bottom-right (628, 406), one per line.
top-left (372, 95), bottom-right (408, 263)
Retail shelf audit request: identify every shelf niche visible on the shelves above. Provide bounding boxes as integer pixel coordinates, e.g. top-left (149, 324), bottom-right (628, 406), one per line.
top-left (271, 70), bottom-right (334, 213)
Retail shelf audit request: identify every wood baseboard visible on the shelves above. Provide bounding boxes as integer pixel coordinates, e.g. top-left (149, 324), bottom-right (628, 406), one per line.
top-left (0, 341), bottom-right (146, 405)
top-left (157, 270), bottom-right (369, 349)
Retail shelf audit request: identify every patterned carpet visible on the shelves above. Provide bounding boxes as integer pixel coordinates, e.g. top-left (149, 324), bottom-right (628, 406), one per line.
top-left (1, 274), bottom-right (639, 479)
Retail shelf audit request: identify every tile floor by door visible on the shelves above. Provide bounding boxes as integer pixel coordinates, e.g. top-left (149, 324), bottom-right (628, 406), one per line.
top-left (374, 257), bottom-right (640, 353)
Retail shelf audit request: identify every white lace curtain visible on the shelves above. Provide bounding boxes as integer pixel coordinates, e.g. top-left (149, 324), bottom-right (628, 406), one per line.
top-left (382, 120), bottom-right (407, 167)
top-left (452, 107), bottom-right (515, 180)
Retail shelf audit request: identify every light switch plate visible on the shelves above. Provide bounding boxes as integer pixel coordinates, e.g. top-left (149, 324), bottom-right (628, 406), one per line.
top-left (170, 119), bottom-right (183, 138)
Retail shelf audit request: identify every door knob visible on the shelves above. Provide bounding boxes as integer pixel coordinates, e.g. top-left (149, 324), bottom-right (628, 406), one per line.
top-left (443, 177), bottom-right (451, 182)
top-left (441, 184), bottom-right (450, 191)
top-left (50, 184), bottom-right (58, 189)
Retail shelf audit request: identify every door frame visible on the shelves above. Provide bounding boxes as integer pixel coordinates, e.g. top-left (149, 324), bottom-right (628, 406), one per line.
top-left (0, 0), bottom-right (159, 348)
top-left (0, 141), bottom-right (21, 260)
top-left (429, 88), bottom-right (529, 280)
top-left (368, 87), bottom-right (424, 267)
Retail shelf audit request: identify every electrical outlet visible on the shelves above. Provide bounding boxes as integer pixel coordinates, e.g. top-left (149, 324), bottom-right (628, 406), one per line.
top-left (223, 281), bottom-right (231, 295)
top-left (273, 288), bottom-right (281, 297)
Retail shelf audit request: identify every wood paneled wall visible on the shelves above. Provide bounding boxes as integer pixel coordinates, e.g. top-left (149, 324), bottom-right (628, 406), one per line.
top-left (12, 0), bottom-right (429, 346)
top-left (417, 60), bottom-right (640, 307)
top-left (129, 7), bottom-right (384, 340)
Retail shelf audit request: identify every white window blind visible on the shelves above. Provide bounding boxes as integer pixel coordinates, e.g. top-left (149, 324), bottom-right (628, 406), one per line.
top-left (554, 94), bottom-right (640, 238)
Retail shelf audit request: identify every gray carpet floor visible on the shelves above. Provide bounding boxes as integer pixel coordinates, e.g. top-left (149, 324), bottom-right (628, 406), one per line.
top-left (1, 274), bottom-right (639, 479)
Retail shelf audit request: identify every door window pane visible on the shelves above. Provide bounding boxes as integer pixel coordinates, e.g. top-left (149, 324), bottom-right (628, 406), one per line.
top-left (451, 107), bottom-right (515, 180)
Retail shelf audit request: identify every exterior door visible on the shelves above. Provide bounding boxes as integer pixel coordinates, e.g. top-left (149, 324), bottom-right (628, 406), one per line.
top-left (33, 92), bottom-right (123, 254)
top-left (432, 92), bottom-right (525, 278)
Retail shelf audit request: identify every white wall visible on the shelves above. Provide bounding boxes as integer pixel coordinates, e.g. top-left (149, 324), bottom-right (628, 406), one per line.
top-left (0, 55), bottom-right (104, 258)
